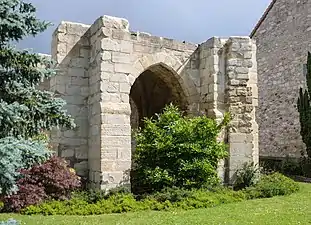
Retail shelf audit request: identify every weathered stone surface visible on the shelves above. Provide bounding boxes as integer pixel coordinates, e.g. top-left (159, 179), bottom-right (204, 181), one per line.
top-left (47, 15), bottom-right (258, 190)
top-left (252, 0), bottom-right (309, 158)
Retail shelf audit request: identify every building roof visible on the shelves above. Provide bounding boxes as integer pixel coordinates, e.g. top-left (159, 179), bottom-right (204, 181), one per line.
top-left (250, 0), bottom-right (278, 38)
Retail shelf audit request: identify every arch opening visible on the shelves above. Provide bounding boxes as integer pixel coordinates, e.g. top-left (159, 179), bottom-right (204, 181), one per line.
top-left (129, 63), bottom-right (188, 191)
top-left (130, 63), bottom-right (188, 130)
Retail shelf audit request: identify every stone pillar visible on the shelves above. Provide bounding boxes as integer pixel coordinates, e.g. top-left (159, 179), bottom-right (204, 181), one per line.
top-left (50, 22), bottom-right (90, 177)
top-left (199, 37), bottom-right (226, 119)
top-left (88, 16), bottom-right (132, 189)
top-left (199, 37), bottom-right (259, 183)
top-left (225, 37), bottom-right (259, 183)
top-left (199, 37), bottom-right (228, 182)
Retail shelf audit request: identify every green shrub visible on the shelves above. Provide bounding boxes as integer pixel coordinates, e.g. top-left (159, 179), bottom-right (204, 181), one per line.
top-left (0, 137), bottom-right (51, 196)
top-left (297, 51), bottom-right (311, 157)
top-left (132, 104), bottom-right (230, 194)
top-left (0, 201), bottom-right (3, 211)
top-left (0, 0), bottom-right (74, 197)
top-left (233, 162), bottom-right (261, 190)
top-left (245, 172), bottom-right (299, 199)
top-left (281, 157), bottom-right (303, 176)
top-left (22, 173), bottom-right (300, 216)
top-left (260, 157), bottom-right (304, 176)
top-left (22, 188), bottom-right (245, 215)
top-left (71, 186), bottom-right (130, 204)
top-left (2, 156), bottom-right (81, 212)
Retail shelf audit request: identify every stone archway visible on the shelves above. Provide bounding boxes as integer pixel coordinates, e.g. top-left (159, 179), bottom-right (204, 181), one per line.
top-left (130, 63), bottom-right (188, 128)
top-left (129, 62), bottom-right (190, 192)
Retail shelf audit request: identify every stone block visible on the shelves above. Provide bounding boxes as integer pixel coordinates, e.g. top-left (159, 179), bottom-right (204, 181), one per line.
top-left (235, 67), bottom-right (249, 74)
top-left (101, 148), bottom-right (118, 160)
top-left (110, 73), bottom-right (128, 83)
top-left (120, 40), bottom-right (133, 53)
top-left (107, 82), bottom-right (119, 93)
top-left (101, 172), bottom-right (126, 185)
top-left (101, 38), bottom-right (120, 51)
top-left (75, 146), bottom-right (88, 160)
top-left (119, 82), bottom-right (131, 94)
top-left (101, 51), bottom-right (112, 61)
top-left (229, 133), bottom-right (253, 143)
top-left (101, 114), bottom-right (130, 124)
top-left (101, 15), bottom-right (130, 30)
top-left (101, 124), bottom-right (131, 136)
top-left (74, 161), bottom-right (88, 177)
top-left (112, 52), bottom-right (131, 64)
top-left (114, 63), bottom-right (133, 73)
top-left (101, 102), bottom-right (131, 115)
top-left (101, 135), bottom-right (131, 148)
top-left (101, 160), bottom-right (131, 171)
top-left (61, 149), bottom-right (75, 158)
top-left (100, 61), bottom-right (114, 72)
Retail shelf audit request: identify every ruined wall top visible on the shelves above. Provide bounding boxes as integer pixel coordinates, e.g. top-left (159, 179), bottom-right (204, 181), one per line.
top-left (52, 15), bottom-right (198, 56)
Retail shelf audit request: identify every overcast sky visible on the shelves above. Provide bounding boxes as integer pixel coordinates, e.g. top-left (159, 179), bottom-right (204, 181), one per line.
top-left (18, 0), bottom-right (271, 54)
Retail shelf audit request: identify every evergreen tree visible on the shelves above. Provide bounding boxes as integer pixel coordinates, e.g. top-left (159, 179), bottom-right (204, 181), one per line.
top-left (297, 52), bottom-right (311, 157)
top-left (0, 0), bottom-right (74, 195)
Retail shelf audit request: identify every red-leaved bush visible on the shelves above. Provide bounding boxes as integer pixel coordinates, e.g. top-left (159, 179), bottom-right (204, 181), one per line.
top-left (2, 156), bottom-right (81, 212)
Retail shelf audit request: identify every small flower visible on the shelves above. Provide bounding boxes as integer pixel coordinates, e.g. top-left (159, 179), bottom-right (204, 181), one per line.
top-left (69, 168), bottom-right (76, 174)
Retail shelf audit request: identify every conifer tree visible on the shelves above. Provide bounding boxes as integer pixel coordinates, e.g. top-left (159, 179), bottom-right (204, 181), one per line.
top-left (297, 52), bottom-right (311, 157)
top-left (0, 0), bottom-right (74, 195)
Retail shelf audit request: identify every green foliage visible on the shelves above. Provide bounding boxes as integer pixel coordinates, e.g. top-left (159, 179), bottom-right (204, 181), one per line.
top-left (21, 173), bottom-right (299, 216)
top-left (260, 157), bottom-right (304, 176)
top-left (0, 0), bottom-right (74, 195)
top-left (0, 137), bottom-right (51, 196)
top-left (71, 186), bottom-right (131, 204)
top-left (2, 156), bottom-right (81, 212)
top-left (297, 52), bottom-right (311, 157)
top-left (245, 173), bottom-right (299, 199)
top-left (22, 188), bottom-right (245, 216)
top-left (132, 104), bottom-right (230, 193)
top-left (233, 162), bottom-right (261, 190)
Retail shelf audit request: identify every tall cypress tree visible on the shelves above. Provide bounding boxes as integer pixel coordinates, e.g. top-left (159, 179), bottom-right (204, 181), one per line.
top-left (297, 52), bottom-right (311, 157)
top-left (0, 0), bottom-right (74, 195)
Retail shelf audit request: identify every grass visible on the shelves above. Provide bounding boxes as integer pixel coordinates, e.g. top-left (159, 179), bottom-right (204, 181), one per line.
top-left (1, 183), bottom-right (311, 225)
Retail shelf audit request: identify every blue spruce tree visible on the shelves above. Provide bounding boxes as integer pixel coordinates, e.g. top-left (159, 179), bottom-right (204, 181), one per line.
top-left (0, 0), bottom-right (74, 195)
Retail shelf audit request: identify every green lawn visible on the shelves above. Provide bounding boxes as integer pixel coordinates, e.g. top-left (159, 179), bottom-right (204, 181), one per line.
top-left (1, 183), bottom-right (311, 225)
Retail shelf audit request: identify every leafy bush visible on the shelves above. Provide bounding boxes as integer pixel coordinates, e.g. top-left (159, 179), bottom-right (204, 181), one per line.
top-left (245, 172), bottom-right (299, 199)
top-left (0, 201), bottom-right (3, 211)
top-left (22, 173), bottom-right (300, 216)
top-left (297, 52), bottom-right (311, 157)
top-left (72, 186), bottom-right (130, 204)
top-left (0, 0), bottom-right (74, 197)
top-left (260, 157), bottom-right (304, 176)
top-left (0, 137), bottom-right (51, 196)
top-left (2, 156), bottom-right (81, 212)
top-left (132, 104), bottom-right (230, 194)
top-left (233, 162), bottom-right (261, 190)
top-left (0, 219), bottom-right (19, 225)
top-left (282, 157), bottom-right (303, 176)
top-left (22, 187), bottom-right (245, 215)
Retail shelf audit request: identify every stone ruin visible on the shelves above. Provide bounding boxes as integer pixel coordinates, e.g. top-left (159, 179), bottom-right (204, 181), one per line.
top-left (42, 15), bottom-right (259, 189)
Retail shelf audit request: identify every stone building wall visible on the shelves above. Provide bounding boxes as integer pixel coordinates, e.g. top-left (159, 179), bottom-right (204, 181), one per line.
top-left (252, 0), bottom-right (311, 158)
top-left (50, 21), bottom-right (90, 177)
top-left (44, 15), bottom-right (259, 189)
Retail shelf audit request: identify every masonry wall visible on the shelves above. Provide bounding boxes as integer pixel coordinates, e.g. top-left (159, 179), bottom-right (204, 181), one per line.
top-left (49, 15), bottom-right (259, 189)
top-left (199, 37), bottom-right (258, 183)
top-left (86, 16), bottom-right (200, 189)
top-left (51, 22), bottom-right (90, 177)
top-left (252, 0), bottom-right (311, 158)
